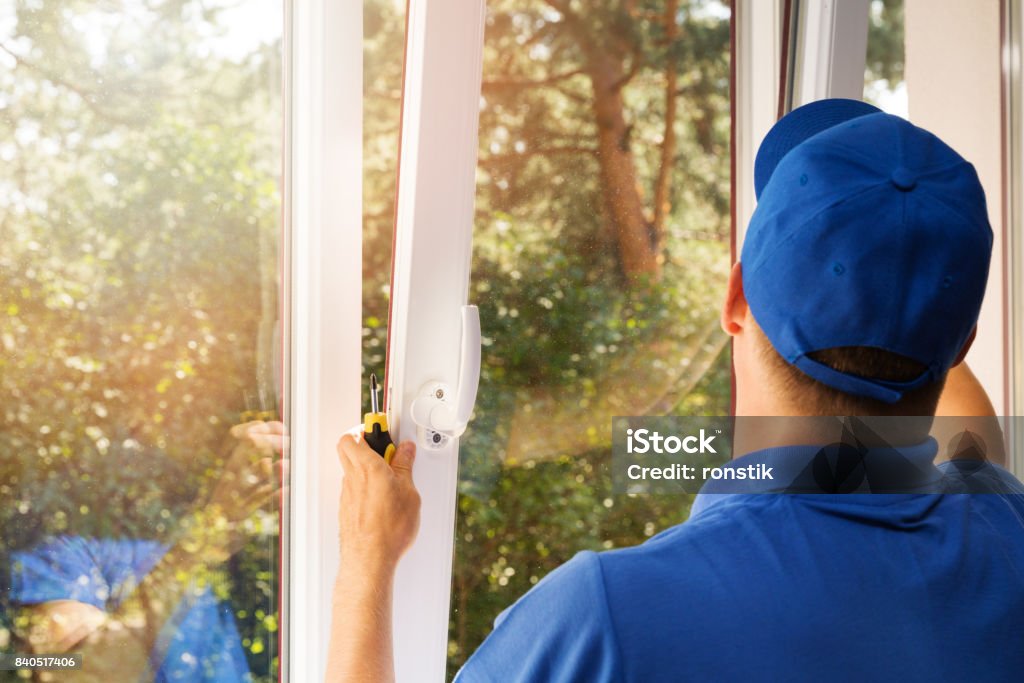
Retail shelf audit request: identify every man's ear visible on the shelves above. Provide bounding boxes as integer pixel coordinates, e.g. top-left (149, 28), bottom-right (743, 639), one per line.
top-left (720, 262), bottom-right (748, 337)
top-left (951, 325), bottom-right (977, 367)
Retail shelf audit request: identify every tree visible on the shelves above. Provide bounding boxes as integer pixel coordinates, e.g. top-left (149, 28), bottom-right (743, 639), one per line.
top-left (478, 0), bottom-right (730, 284)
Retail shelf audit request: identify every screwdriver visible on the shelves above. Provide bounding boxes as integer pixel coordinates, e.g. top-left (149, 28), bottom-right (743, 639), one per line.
top-left (363, 373), bottom-right (396, 463)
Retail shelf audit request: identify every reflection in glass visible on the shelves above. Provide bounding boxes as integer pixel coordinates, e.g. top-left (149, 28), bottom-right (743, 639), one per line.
top-left (0, 2), bottom-right (284, 681)
top-left (362, 0), bottom-right (406, 379)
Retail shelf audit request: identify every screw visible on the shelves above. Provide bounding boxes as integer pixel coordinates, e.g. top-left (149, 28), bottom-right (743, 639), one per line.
top-left (432, 433), bottom-right (442, 444)
top-left (435, 388), bottom-right (445, 399)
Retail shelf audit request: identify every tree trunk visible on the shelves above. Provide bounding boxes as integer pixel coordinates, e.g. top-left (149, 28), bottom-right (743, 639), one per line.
top-left (652, 0), bottom-right (679, 251)
top-left (582, 46), bottom-right (660, 281)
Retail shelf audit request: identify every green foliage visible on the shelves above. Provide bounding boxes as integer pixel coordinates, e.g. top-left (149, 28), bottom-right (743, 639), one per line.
top-left (0, 1), bottom-right (282, 679)
top-left (866, 0), bottom-right (905, 88)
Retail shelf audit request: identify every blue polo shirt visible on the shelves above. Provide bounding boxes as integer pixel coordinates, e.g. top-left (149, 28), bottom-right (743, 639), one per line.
top-left (456, 442), bottom-right (1024, 682)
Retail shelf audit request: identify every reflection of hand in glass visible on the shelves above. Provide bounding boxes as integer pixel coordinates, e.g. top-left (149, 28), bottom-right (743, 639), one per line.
top-left (213, 421), bottom-right (289, 518)
top-left (11, 420), bottom-right (288, 683)
top-left (185, 420), bottom-right (289, 563)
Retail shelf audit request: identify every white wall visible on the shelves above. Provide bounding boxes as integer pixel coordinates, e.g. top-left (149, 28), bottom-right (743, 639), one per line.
top-left (905, 0), bottom-right (1007, 413)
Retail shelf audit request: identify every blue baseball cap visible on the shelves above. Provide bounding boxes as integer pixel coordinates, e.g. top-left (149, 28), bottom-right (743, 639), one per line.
top-left (742, 98), bottom-right (993, 403)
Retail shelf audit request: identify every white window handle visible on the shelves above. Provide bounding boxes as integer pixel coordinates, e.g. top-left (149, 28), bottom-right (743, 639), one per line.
top-left (409, 305), bottom-right (481, 447)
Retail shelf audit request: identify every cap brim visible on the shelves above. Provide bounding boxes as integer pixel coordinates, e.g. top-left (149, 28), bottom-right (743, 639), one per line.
top-left (754, 98), bottom-right (883, 199)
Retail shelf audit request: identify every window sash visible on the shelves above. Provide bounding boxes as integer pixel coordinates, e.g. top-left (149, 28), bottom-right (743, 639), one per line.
top-left (386, 1), bottom-right (488, 680)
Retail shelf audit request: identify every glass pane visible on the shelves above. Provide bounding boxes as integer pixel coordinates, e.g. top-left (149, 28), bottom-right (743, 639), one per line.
top-left (0, 2), bottom-right (285, 681)
top-left (362, 0), bottom-right (405, 390)
top-left (448, 0), bottom-right (732, 675)
top-left (864, 0), bottom-right (907, 116)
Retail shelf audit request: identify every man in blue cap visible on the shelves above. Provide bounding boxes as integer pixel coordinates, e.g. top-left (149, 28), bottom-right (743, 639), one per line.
top-left (327, 100), bottom-right (1024, 681)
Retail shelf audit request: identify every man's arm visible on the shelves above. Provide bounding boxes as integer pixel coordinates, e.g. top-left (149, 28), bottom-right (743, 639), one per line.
top-left (325, 435), bottom-right (623, 683)
top-left (937, 363), bottom-right (996, 418)
top-left (934, 363), bottom-right (1005, 465)
top-left (326, 435), bottom-right (419, 683)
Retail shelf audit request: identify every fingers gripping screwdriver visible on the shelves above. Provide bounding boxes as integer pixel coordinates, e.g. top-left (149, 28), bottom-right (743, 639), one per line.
top-left (364, 373), bottom-right (396, 463)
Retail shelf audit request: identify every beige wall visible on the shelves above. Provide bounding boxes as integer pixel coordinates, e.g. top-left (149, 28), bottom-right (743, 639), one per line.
top-left (905, 0), bottom-right (1006, 413)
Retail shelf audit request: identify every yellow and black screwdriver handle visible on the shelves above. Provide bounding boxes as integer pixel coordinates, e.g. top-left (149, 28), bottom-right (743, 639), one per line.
top-left (364, 373), bottom-right (396, 463)
top-left (363, 412), bottom-right (396, 463)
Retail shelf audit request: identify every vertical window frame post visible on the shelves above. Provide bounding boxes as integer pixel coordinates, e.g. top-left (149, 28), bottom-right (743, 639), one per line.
top-left (1003, 0), bottom-right (1024, 471)
top-left (791, 0), bottom-right (871, 105)
top-left (284, 0), bottom-right (364, 681)
top-left (734, 0), bottom-right (791, 246)
top-left (385, 0), bottom-right (487, 680)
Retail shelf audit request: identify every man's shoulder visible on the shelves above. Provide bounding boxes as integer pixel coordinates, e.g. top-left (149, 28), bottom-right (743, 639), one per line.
top-left (510, 505), bottom-right (768, 611)
top-left (456, 551), bottom-right (625, 682)
top-left (599, 495), bottom-right (787, 570)
top-left (937, 458), bottom-right (1024, 494)
top-left (596, 489), bottom-right (1024, 604)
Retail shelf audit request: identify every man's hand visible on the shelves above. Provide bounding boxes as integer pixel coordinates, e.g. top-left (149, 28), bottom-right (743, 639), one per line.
top-left (336, 433), bottom-right (420, 574)
top-left (326, 434), bottom-right (419, 683)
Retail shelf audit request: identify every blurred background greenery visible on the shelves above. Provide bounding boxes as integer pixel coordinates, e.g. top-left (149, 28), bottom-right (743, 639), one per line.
top-left (363, 0), bottom-right (904, 676)
top-left (0, 1), bottom-right (282, 680)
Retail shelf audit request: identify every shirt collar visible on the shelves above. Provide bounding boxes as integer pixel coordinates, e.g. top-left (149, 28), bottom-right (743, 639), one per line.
top-left (689, 438), bottom-right (941, 519)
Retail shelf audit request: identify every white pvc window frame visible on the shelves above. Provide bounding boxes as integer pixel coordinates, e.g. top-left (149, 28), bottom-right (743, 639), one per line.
top-left (284, 1), bottom-right (488, 679)
top-left (733, 0), bottom-right (789, 245)
top-left (385, 1), bottom-right (487, 680)
top-left (1003, 0), bottom-right (1024, 471)
top-left (790, 0), bottom-right (871, 107)
top-left (284, 0), bottom-right (363, 681)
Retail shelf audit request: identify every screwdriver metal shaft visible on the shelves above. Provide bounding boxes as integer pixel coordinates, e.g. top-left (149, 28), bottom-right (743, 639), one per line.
top-left (370, 373), bottom-right (381, 414)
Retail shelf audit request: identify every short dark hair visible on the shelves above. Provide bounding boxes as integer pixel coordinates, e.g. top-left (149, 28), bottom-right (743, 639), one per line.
top-left (753, 323), bottom-right (947, 416)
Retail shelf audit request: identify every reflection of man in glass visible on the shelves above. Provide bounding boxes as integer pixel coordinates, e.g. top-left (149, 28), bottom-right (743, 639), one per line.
top-left (7, 421), bottom-right (286, 682)
top-left (326, 102), bottom-right (1024, 681)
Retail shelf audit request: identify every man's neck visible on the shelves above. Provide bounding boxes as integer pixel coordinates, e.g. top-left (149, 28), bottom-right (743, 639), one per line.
top-left (731, 410), bottom-right (934, 459)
